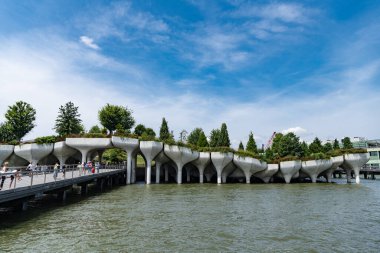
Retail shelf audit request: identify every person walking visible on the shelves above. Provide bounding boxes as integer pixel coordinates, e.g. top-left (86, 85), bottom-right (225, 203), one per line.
top-left (53, 162), bottom-right (59, 180)
top-left (0, 162), bottom-right (9, 190)
top-left (9, 168), bottom-right (17, 189)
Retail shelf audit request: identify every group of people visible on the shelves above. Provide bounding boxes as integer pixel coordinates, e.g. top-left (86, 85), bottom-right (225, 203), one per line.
top-left (0, 162), bottom-right (21, 190)
top-left (77, 161), bottom-right (101, 176)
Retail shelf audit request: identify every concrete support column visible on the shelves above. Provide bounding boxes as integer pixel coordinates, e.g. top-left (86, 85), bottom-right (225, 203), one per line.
top-left (177, 167), bottom-right (182, 184)
top-left (353, 167), bottom-right (361, 184)
top-left (20, 201), bottom-right (28, 211)
top-left (199, 168), bottom-right (204, 183)
top-left (244, 172), bottom-right (251, 184)
top-left (205, 173), bottom-right (212, 182)
top-left (165, 166), bottom-right (169, 182)
top-left (156, 162), bottom-right (161, 184)
top-left (131, 156), bottom-right (136, 184)
top-left (127, 152), bottom-right (132, 185)
top-left (57, 190), bottom-right (67, 202)
top-left (146, 160), bottom-right (152, 184)
top-left (346, 169), bottom-right (352, 183)
top-left (217, 172), bottom-right (222, 184)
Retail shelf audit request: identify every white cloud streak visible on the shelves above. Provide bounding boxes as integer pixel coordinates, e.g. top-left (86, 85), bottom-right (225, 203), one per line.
top-left (80, 36), bottom-right (100, 49)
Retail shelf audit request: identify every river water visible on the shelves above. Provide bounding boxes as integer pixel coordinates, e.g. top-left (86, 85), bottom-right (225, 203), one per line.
top-left (1, 179), bottom-right (380, 252)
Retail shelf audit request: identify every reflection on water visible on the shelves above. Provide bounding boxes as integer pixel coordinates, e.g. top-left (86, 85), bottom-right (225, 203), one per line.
top-left (1, 180), bottom-right (380, 252)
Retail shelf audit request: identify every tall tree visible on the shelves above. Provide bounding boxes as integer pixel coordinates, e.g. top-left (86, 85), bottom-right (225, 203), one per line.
top-left (333, 139), bottom-right (340, 149)
top-left (54, 102), bottom-right (83, 136)
top-left (5, 101), bottom-right (36, 141)
top-left (209, 129), bottom-right (221, 147)
top-left (323, 142), bottom-right (333, 153)
top-left (134, 124), bottom-right (146, 136)
top-left (0, 122), bottom-right (16, 143)
top-left (238, 141), bottom-right (244, 150)
top-left (246, 131), bottom-right (257, 153)
top-left (159, 117), bottom-right (171, 141)
top-left (278, 133), bottom-right (302, 157)
top-left (98, 104), bottom-right (135, 135)
top-left (144, 128), bottom-right (156, 137)
top-left (271, 133), bottom-right (284, 155)
top-left (342, 137), bottom-right (353, 149)
top-left (218, 123), bottom-right (231, 147)
top-left (197, 131), bottom-right (209, 147)
top-left (309, 137), bottom-right (323, 153)
top-left (300, 141), bottom-right (309, 157)
top-left (187, 128), bottom-right (203, 145)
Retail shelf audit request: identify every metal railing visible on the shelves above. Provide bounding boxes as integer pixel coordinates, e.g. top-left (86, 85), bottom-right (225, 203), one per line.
top-left (0, 164), bottom-right (126, 191)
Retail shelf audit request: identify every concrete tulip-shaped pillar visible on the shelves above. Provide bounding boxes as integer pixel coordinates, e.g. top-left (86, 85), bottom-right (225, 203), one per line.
top-left (0, 144), bottom-right (14, 166)
top-left (279, 160), bottom-right (302, 184)
top-left (164, 145), bottom-right (199, 184)
top-left (322, 156), bottom-right (344, 183)
top-left (66, 138), bottom-right (112, 164)
top-left (14, 143), bottom-right (54, 166)
top-left (342, 153), bottom-right (370, 184)
top-left (140, 141), bottom-right (163, 184)
top-left (301, 159), bottom-right (333, 183)
top-left (111, 136), bottom-right (139, 184)
top-left (53, 141), bottom-right (77, 170)
top-left (211, 152), bottom-right (233, 184)
top-left (233, 155), bottom-right (266, 183)
top-left (221, 162), bottom-right (236, 183)
top-left (154, 151), bottom-right (170, 183)
top-left (192, 152), bottom-right (211, 183)
top-left (254, 163), bottom-right (278, 183)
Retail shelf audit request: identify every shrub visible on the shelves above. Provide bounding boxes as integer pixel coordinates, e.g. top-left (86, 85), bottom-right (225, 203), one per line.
top-left (234, 150), bottom-right (262, 160)
top-left (301, 152), bottom-right (331, 161)
top-left (34, 136), bottom-right (57, 144)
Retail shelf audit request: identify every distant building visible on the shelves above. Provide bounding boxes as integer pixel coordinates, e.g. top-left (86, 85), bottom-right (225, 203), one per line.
top-left (352, 138), bottom-right (380, 169)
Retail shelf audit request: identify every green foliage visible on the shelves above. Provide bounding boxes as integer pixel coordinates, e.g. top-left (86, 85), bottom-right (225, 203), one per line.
top-left (309, 137), bottom-right (323, 153)
top-left (103, 148), bottom-right (127, 164)
top-left (271, 133), bottom-right (283, 155)
top-left (34, 136), bottom-right (57, 144)
top-left (218, 123), bottom-right (231, 147)
top-left (333, 139), bottom-right (340, 149)
top-left (238, 141), bottom-right (244, 150)
top-left (5, 101), bottom-right (36, 141)
top-left (301, 152), bottom-right (331, 161)
top-left (246, 131), bottom-right (257, 153)
top-left (197, 146), bottom-right (234, 153)
top-left (98, 104), bottom-right (135, 135)
top-left (144, 128), bottom-right (156, 137)
top-left (187, 128), bottom-right (203, 145)
top-left (67, 133), bottom-right (108, 138)
top-left (159, 118), bottom-right (172, 141)
top-left (277, 155), bottom-right (300, 162)
top-left (323, 142), bottom-right (333, 153)
top-left (342, 137), bottom-right (353, 149)
top-left (234, 150), bottom-right (262, 159)
top-left (197, 130), bottom-right (209, 147)
top-left (134, 124), bottom-right (146, 136)
top-left (0, 122), bottom-right (16, 143)
top-left (328, 148), bottom-right (367, 156)
top-left (89, 125), bottom-right (101, 134)
top-left (277, 133), bottom-right (302, 157)
top-left (264, 148), bottom-right (274, 161)
top-left (209, 129), bottom-right (221, 147)
top-left (54, 102), bottom-right (83, 136)
top-left (300, 141), bottom-right (309, 157)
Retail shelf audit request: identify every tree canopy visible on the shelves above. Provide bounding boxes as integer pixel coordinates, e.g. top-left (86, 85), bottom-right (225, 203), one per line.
top-left (333, 139), bottom-right (340, 149)
top-left (209, 129), bottom-right (221, 147)
top-left (5, 101), bottom-right (36, 141)
top-left (277, 132), bottom-right (302, 157)
top-left (159, 117), bottom-right (172, 141)
top-left (309, 137), bottom-right (323, 153)
top-left (246, 131), bottom-right (257, 153)
top-left (238, 141), bottom-right (244, 150)
top-left (98, 104), bottom-right (135, 135)
top-left (218, 123), bottom-right (231, 147)
top-left (134, 124), bottom-right (146, 136)
top-left (0, 122), bottom-right (16, 143)
top-left (54, 101), bottom-right (83, 136)
top-left (197, 130), bottom-right (209, 147)
top-left (342, 137), bottom-right (353, 149)
top-left (187, 128), bottom-right (203, 145)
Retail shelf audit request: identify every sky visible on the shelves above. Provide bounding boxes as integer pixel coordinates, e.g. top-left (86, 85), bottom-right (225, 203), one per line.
top-left (0, 0), bottom-right (379, 147)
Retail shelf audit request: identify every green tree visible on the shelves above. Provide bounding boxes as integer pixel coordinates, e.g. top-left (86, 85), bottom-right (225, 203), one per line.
top-left (54, 102), bottom-right (83, 136)
top-left (323, 142), bottom-right (333, 153)
top-left (144, 128), bottom-right (156, 137)
top-left (134, 124), bottom-right (146, 136)
top-left (5, 101), bottom-right (36, 141)
top-left (333, 139), bottom-right (340, 149)
top-left (300, 141), bottom-right (309, 157)
top-left (209, 129), bottom-right (221, 147)
top-left (238, 141), bottom-right (244, 150)
top-left (187, 128), bottom-right (203, 145)
top-left (342, 137), bottom-right (353, 149)
top-left (309, 137), bottom-right (323, 153)
top-left (159, 117), bottom-right (171, 141)
top-left (197, 131), bottom-right (209, 147)
top-left (0, 122), bottom-right (16, 143)
top-left (98, 104), bottom-right (135, 135)
top-left (89, 125), bottom-right (101, 134)
top-left (102, 148), bottom-right (127, 164)
top-left (271, 133), bottom-right (284, 155)
top-left (218, 123), bottom-right (231, 147)
top-left (278, 133), bottom-right (302, 157)
top-left (265, 148), bottom-right (274, 161)
top-left (246, 131), bottom-right (258, 153)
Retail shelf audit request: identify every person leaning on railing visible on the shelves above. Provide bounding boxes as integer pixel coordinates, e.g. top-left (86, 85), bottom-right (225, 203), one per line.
top-left (0, 162), bottom-right (9, 190)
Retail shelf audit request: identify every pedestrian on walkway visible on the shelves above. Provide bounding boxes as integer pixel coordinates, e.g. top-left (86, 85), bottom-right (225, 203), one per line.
top-left (77, 162), bottom-right (83, 176)
top-left (0, 162), bottom-right (9, 190)
top-left (53, 162), bottom-right (59, 180)
top-left (62, 165), bottom-right (66, 179)
top-left (9, 168), bottom-right (17, 189)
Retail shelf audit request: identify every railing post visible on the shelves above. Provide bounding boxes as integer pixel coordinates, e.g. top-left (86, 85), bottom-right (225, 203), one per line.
top-left (30, 171), bottom-right (34, 186)
top-left (72, 165), bottom-right (74, 179)
top-left (44, 170), bottom-right (47, 184)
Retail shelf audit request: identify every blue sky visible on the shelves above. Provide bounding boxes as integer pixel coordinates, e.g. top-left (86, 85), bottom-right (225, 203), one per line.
top-left (0, 0), bottom-right (379, 146)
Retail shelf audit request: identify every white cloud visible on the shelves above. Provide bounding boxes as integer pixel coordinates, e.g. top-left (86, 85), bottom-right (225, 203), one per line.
top-left (281, 127), bottom-right (307, 135)
top-left (80, 36), bottom-right (100, 50)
